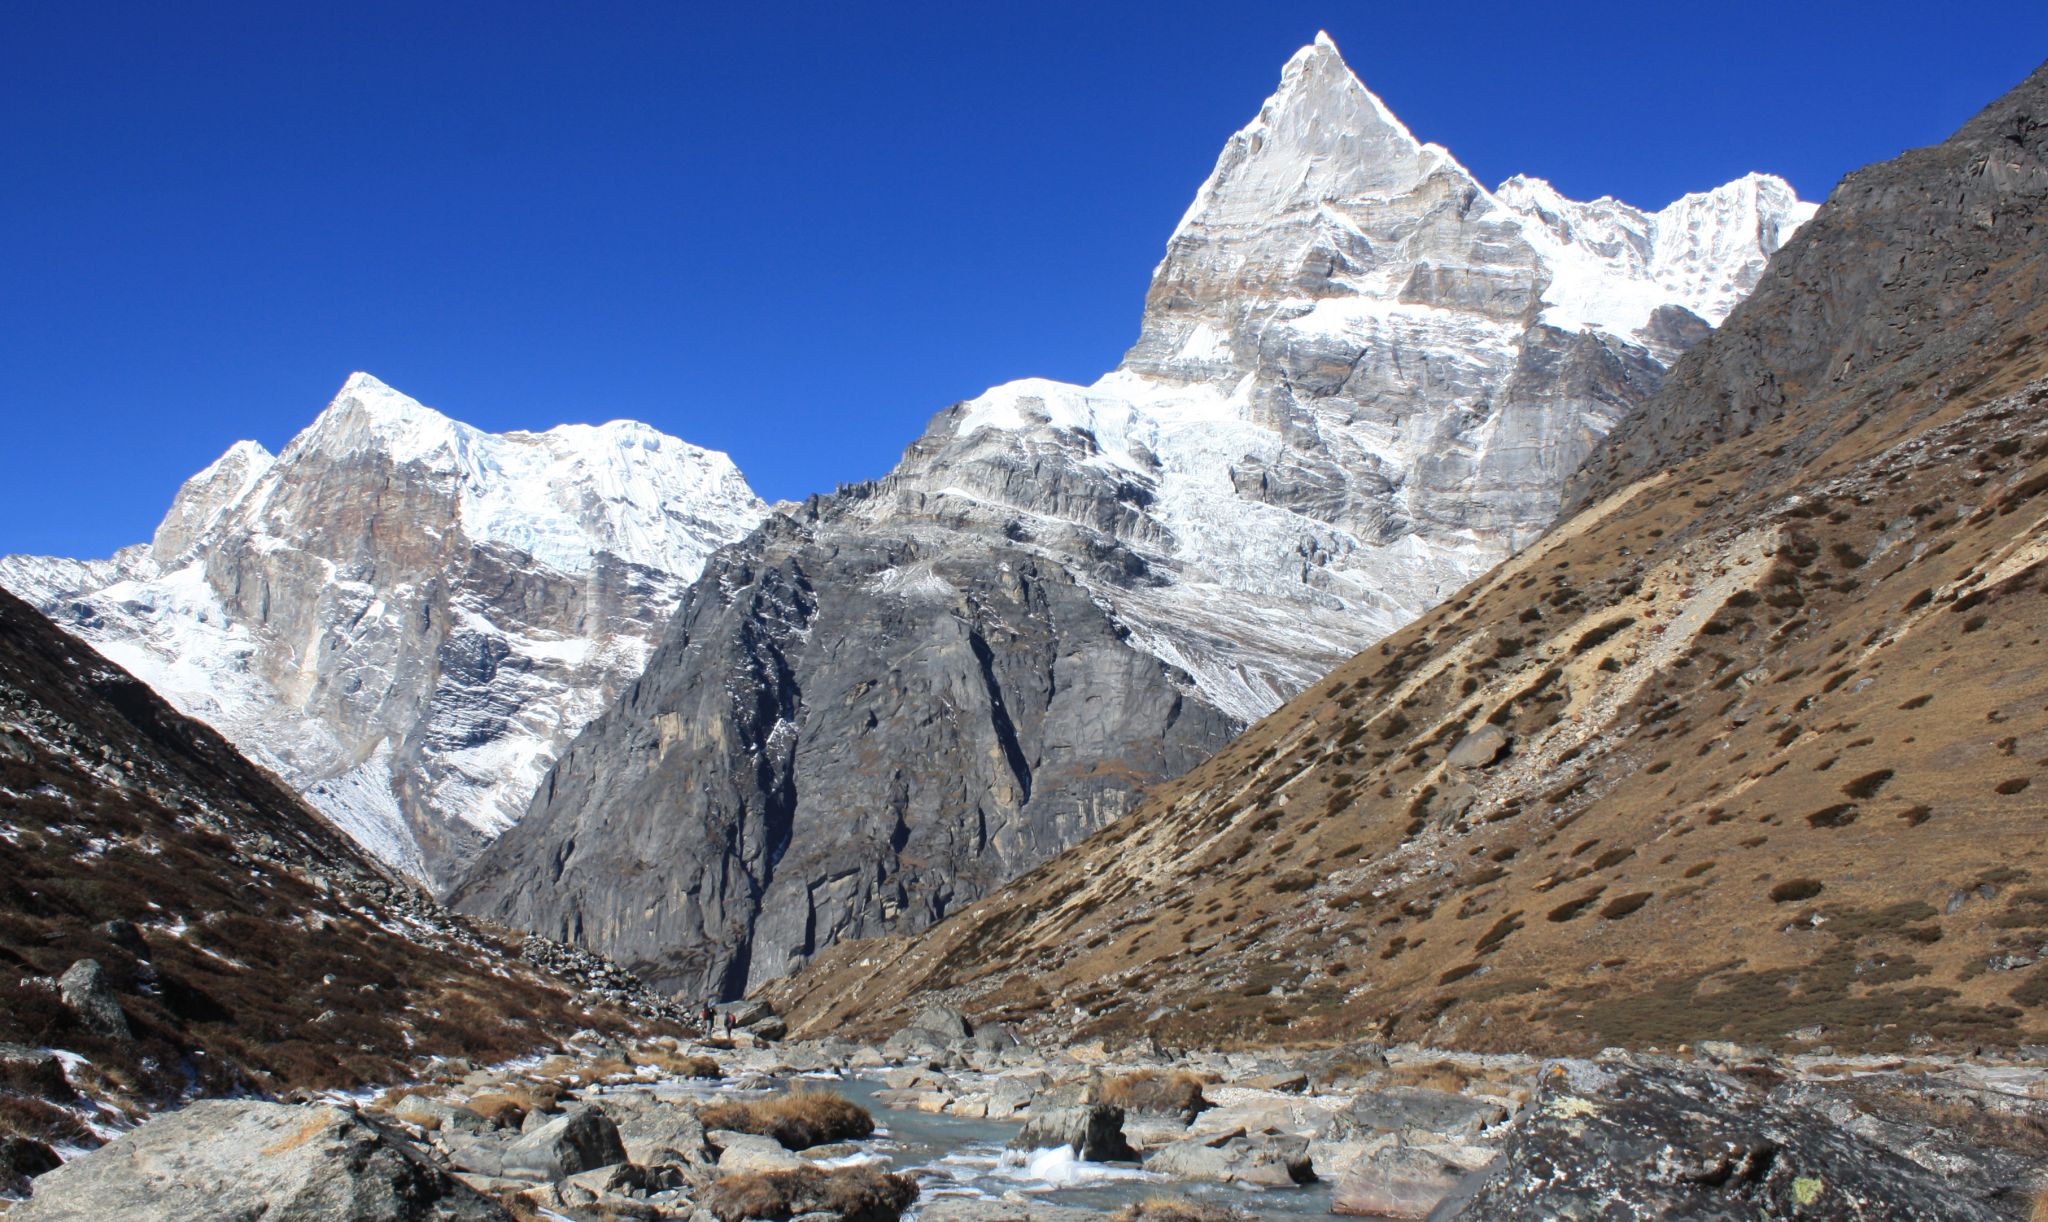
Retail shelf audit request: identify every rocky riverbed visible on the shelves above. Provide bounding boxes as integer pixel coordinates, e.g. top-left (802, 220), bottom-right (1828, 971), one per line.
top-left (3, 1004), bottom-right (2046, 1219)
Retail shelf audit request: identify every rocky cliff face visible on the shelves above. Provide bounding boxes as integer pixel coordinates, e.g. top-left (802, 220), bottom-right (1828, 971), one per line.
top-left (2, 374), bottom-right (765, 884)
top-left (764, 60), bottom-right (2048, 1056)
top-left (453, 34), bottom-right (1815, 996)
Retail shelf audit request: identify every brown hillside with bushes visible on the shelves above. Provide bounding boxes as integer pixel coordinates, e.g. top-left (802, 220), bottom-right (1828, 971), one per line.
top-left (0, 586), bottom-right (650, 1147)
top-left (762, 61), bottom-right (2048, 1056)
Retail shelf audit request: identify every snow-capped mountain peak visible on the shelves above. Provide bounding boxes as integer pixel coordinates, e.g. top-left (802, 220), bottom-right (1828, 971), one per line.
top-left (937, 32), bottom-right (1820, 720)
top-left (4, 375), bottom-right (769, 883)
top-left (257, 374), bottom-right (764, 578)
top-left (1172, 32), bottom-right (1442, 237)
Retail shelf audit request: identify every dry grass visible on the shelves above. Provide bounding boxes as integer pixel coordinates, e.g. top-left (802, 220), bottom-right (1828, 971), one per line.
top-left (707, 1165), bottom-right (918, 1222)
top-left (697, 1089), bottom-right (874, 1150)
top-left (1384, 1059), bottom-right (1474, 1094)
top-left (1097, 1070), bottom-right (1211, 1117)
top-left (636, 1046), bottom-right (722, 1078)
top-left (463, 1081), bottom-right (569, 1129)
top-left (1112, 1198), bottom-right (1253, 1222)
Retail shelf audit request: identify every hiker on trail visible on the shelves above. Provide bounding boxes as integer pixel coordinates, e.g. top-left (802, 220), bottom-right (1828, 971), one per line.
top-left (723, 1009), bottom-right (735, 1037)
top-left (700, 1001), bottom-right (715, 1035)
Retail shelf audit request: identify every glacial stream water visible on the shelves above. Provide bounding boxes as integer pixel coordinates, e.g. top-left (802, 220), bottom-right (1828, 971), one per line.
top-left (754, 1075), bottom-right (1334, 1219)
top-left (600, 1066), bottom-right (1339, 1218)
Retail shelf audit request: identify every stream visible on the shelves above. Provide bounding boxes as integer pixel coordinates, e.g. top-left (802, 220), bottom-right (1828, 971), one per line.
top-left (614, 1070), bottom-right (1338, 1219)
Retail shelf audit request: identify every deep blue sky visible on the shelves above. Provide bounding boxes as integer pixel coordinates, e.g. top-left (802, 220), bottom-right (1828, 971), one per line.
top-left (5, 2), bottom-right (2043, 558)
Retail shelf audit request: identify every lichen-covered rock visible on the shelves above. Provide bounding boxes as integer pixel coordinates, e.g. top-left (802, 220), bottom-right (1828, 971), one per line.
top-left (12, 1100), bottom-right (508, 1221)
top-left (1443, 1061), bottom-right (2002, 1220)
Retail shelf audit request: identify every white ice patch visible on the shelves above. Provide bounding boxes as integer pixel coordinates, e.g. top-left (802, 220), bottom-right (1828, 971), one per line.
top-left (863, 564), bottom-right (959, 601)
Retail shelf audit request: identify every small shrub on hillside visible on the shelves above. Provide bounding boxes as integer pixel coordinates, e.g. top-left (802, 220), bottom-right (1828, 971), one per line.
top-left (1770, 879), bottom-right (1825, 903)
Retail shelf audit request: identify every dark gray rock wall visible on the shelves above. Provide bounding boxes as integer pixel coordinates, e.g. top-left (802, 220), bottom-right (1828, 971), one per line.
top-left (452, 510), bottom-right (1233, 995)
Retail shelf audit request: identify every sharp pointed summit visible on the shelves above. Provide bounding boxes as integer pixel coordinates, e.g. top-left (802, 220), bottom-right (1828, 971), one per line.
top-left (449, 38), bottom-right (1819, 997)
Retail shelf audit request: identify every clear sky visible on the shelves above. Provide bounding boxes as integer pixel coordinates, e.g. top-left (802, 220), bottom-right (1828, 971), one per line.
top-left (5, 1), bottom-right (2044, 559)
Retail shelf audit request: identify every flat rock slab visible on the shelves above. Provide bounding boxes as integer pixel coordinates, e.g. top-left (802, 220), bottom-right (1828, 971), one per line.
top-left (1326, 1087), bottom-right (1508, 1140)
top-left (711, 1130), bottom-right (806, 1173)
top-left (1145, 1130), bottom-right (1314, 1187)
top-left (13, 1100), bottom-right (508, 1221)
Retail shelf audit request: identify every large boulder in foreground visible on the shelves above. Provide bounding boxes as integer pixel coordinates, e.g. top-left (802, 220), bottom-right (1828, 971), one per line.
top-left (1010, 1101), bottom-right (1134, 1162)
top-left (1443, 1062), bottom-right (2001, 1220)
top-left (13, 1100), bottom-right (509, 1221)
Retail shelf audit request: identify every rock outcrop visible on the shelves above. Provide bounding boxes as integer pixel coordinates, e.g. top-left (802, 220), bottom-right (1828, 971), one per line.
top-left (12, 1100), bottom-right (511, 1221)
top-left (453, 33), bottom-right (1812, 995)
top-left (2, 374), bottom-right (765, 884)
top-left (1445, 1061), bottom-right (2001, 1220)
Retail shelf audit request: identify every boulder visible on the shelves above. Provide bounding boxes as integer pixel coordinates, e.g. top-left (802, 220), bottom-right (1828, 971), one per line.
top-left (1446, 725), bottom-right (1510, 770)
top-left (724, 999), bottom-right (775, 1027)
top-left (598, 1093), bottom-right (715, 1168)
top-left (907, 1004), bottom-right (972, 1040)
top-left (711, 1130), bottom-right (806, 1173)
top-left (12, 1100), bottom-right (507, 1220)
top-left (881, 1067), bottom-right (942, 1090)
top-left (1145, 1129), bottom-right (1314, 1187)
top-left (986, 1074), bottom-right (1043, 1120)
top-left (0, 1044), bottom-right (77, 1104)
top-left (1330, 1143), bottom-right (1468, 1218)
top-left (1010, 1103), bottom-right (1134, 1162)
top-left (1324, 1087), bottom-right (1507, 1140)
top-left (497, 1106), bottom-right (628, 1181)
top-left (1441, 1061), bottom-right (2004, 1219)
top-left (56, 959), bottom-right (130, 1041)
top-left (560, 1161), bottom-right (685, 1204)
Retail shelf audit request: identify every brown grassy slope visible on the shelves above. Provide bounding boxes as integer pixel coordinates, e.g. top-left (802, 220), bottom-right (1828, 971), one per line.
top-left (761, 63), bottom-right (2048, 1056)
top-left (0, 587), bottom-right (644, 1141)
